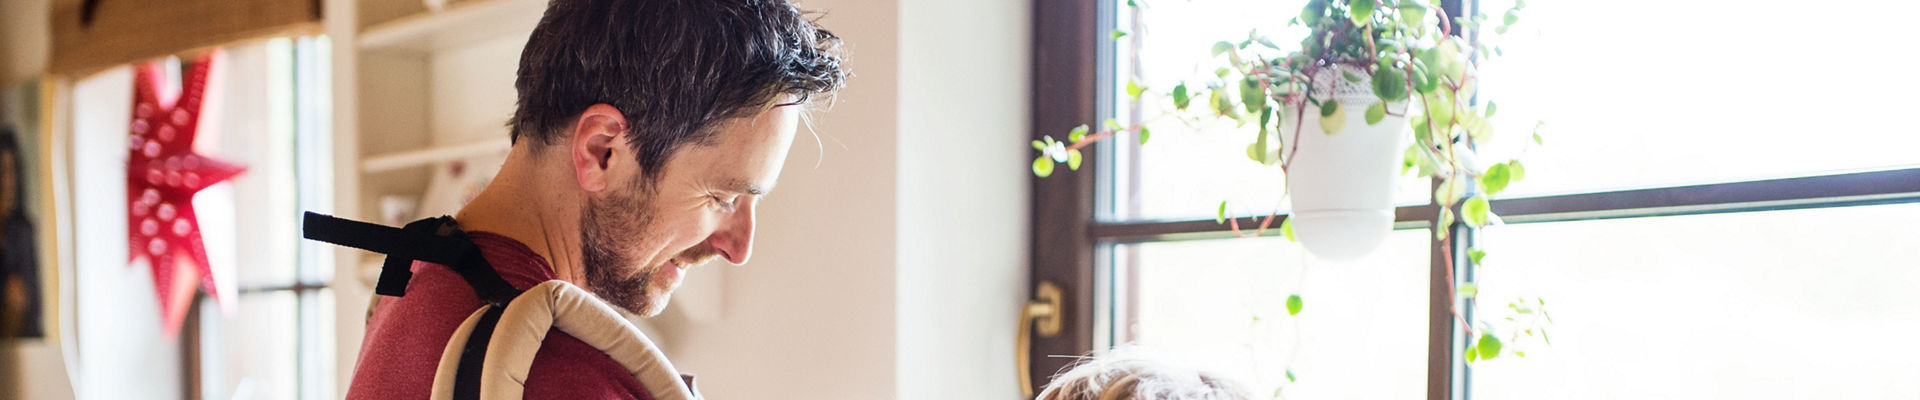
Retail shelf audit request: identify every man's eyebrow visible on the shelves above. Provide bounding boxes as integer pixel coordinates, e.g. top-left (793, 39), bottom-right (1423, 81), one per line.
top-left (724, 179), bottom-right (769, 196)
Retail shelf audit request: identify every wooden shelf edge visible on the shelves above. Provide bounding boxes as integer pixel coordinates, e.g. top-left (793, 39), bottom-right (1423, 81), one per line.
top-left (361, 137), bottom-right (512, 173)
top-left (356, 0), bottom-right (544, 52)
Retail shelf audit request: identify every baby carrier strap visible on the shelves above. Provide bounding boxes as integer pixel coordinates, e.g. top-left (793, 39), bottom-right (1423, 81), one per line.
top-left (301, 212), bottom-right (519, 400)
top-left (302, 212), bottom-right (521, 306)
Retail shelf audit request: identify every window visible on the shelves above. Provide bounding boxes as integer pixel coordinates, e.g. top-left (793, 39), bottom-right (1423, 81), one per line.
top-left (1024, 0), bottom-right (1920, 399)
top-left (191, 36), bottom-right (336, 400)
top-left (69, 36), bottom-right (333, 400)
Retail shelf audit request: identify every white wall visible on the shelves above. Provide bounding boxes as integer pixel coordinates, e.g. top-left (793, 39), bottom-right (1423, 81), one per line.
top-left (895, 0), bottom-right (1031, 397)
top-left (650, 0), bottom-right (1031, 398)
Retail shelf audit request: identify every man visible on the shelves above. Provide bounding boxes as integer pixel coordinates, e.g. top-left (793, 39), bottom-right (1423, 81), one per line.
top-left (343, 0), bottom-right (845, 398)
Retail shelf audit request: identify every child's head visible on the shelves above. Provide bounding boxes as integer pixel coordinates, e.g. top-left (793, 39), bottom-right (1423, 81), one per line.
top-left (1036, 346), bottom-right (1252, 400)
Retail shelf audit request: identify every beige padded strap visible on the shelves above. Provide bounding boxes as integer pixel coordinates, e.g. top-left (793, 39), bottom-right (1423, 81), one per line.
top-left (481, 280), bottom-right (698, 400)
top-left (428, 307), bottom-right (493, 400)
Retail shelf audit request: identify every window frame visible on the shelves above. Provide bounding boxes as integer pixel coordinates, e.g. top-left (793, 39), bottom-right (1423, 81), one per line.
top-left (1023, 0), bottom-right (1920, 398)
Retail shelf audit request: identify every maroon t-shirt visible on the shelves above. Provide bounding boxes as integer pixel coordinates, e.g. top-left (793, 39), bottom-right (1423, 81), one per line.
top-left (345, 231), bottom-right (652, 400)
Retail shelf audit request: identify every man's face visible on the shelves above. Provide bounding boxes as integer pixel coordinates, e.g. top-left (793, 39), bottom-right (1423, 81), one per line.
top-left (580, 105), bottom-right (800, 316)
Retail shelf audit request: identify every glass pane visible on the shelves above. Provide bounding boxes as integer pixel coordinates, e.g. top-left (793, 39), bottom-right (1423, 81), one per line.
top-left (300, 289), bottom-right (337, 400)
top-left (1116, 230), bottom-right (1429, 398)
top-left (201, 291), bottom-right (300, 400)
top-left (1473, 0), bottom-right (1920, 198)
top-left (1470, 203), bottom-right (1920, 398)
top-left (196, 38), bottom-right (301, 289)
top-left (295, 36), bottom-right (336, 284)
top-left (1108, 0), bottom-right (1430, 222)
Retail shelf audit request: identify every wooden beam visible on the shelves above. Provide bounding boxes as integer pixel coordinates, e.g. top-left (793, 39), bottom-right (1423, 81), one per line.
top-left (50, 0), bottom-right (321, 75)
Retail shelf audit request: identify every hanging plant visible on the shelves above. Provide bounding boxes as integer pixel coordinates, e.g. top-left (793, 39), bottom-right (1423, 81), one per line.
top-left (1029, 0), bottom-right (1552, 365)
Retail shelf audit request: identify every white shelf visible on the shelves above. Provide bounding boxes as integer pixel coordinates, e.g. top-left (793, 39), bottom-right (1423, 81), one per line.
top-left (357, 0), bottom-right (546, 52)
top-left (361, 137), bottom-right (511, 173)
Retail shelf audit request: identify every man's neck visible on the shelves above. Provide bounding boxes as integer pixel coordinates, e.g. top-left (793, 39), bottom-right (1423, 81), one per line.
top-left (453, 144), bottom-right (586, 284)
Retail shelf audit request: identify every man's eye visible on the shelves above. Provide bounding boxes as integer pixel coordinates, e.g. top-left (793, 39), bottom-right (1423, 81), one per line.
top-left (712, 195), bottom-right (739, 210)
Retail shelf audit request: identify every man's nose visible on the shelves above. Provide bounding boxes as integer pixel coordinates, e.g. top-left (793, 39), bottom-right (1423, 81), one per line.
top-left (710, 201), bottom-right (756, 265)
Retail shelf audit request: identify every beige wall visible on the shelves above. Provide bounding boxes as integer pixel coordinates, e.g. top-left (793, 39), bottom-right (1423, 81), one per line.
top-left (3, 1), bottom-right (74, 398)
top-left (0, 0), bottom-right (51, 83)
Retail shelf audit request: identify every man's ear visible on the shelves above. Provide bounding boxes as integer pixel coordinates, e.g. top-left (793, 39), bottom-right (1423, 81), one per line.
top-left (569, 104), bottom-right (627, 193)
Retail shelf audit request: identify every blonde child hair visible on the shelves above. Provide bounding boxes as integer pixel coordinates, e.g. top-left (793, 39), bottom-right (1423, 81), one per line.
top-left (1036, 346), bottom-right (1253, 400)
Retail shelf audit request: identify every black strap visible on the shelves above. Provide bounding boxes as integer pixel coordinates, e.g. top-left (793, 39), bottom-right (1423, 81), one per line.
top-left (301, 212), bottom-right (521, 307)
top-left (453, 306), bottom-right (506, 400)
top-left (300, 212), bottom-right (527, 397)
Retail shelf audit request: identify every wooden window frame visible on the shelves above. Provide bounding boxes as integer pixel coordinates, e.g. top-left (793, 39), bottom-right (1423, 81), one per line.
top-left (1023, 0), bottom-right (1920, 397)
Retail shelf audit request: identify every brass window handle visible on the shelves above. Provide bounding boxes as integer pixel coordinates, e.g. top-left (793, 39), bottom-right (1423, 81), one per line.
top-left (1017, 281), bottom-right (1064, 398)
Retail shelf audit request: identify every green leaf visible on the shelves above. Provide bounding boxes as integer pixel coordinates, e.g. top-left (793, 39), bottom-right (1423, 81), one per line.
top-left (1462, 195), bottom-right (1491, 227)
top-left (1465, 344), bottom-right (1479, 363)
top-left (1126, 79), bottom-right (1145, 100)
top-left (1423, 88), bottom-right (1455, 129)
top-left (1349, 0), bottom-right (1376, 24)
top-left (1112, 29), bottom-right (1129, 40)
top-left (1068, 124), bottom-right (1090, 142)
top-left (1468, 249), bottom-right (1486, 265)
top-left (1411, 64), bottom-right (1438, 94)
top-left (1365, 102), bottom-right (1387, 125)
top-left (1485, 101), bottom-right (1498, 118)
top-left (1402, 146), bottom-right (1418, 175)
top-left (1412, 115), bottom-right (1432, 145)
top-left (1480, 162), bottom-right (1511, 195)
top-left (1397, 0), bottom-right (1429, 29)
top-left (1032, 156), bottom-right (1054, 178)
top-left (1172, 83), bottom-right (1191, 110)
top-left (1507, 160), bottom-right (1526, 181)
top-left (1216, 200), bottom-right (1229, 223)
top-left (1066, 149), bottom-right (1084, 171)
top-left (1212, 41), bottom-right (1236, 57)
top-left (1281, 217), bottom-right (1297, 242)
top-left (1031, 139), bottom-right (1046, 151)
top-left (1457, 282), bottom-right (1478, 298)
top-left (1127, 0), bottom-right (1138, 7)
top-left (1318, 100), bottom-right (1347, 135)
top-left (1300, 0), bottom-right (1326, 26)
top-left (1286, 294), bottom-right (1303, 315)
top-left (1247, 143), bottom-right (1264, 163)
top-left (1215, 67), bottom-right (1232, 79)
top-left (1241, 78), bottom-right (1267, 114)
top-left (1286, 369), bottom-right (1297, 383)
top-left (1477, 334), bottom-right (1503, 360)
top-left (1372, 67), bottom-right (1409, 102)
top-left (1439, 207), bottom-right (1454, 228)
top-left (1138, 126), bottom-right (1152, 145)
top-left (1212, 87), bottom-right (1236, 116)
top-left (1504, 8), bottom-right (1522, 26)
top-left (1104, 119), bottom-right (1124, 131)
top-left (1342, 70), bottom-right (1364, 83)
top-left (1515, 351), bottom-right (1526, 358)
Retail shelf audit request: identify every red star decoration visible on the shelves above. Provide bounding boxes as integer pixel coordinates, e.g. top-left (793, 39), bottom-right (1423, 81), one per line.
top-left (126, 53), bottom-right (245, 334)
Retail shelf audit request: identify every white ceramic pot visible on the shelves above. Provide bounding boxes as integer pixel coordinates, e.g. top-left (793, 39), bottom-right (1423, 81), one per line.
top-left (1280, 65), bottom-right (1411, 261)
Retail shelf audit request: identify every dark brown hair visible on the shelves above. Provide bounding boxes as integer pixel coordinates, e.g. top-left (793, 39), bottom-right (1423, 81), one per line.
top-left (508, 0), bottom-right (846, 179)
